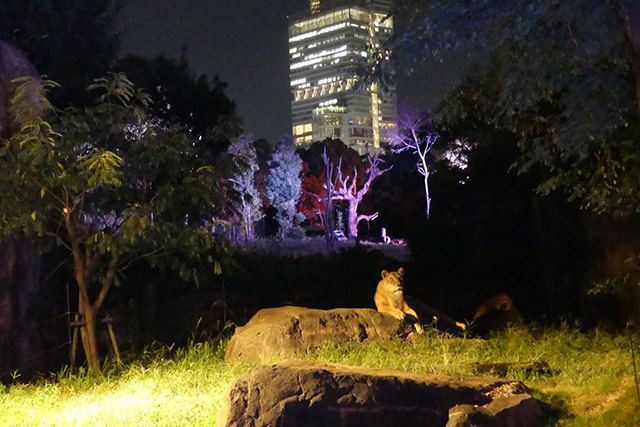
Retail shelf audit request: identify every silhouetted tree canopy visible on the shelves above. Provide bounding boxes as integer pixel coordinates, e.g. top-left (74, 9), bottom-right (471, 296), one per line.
top-left (389, 0), bottom-right (640, 214)
top-left (299, 139), bottom-right (367, 185)
top-left (116, 52), bottom-right (240, 146)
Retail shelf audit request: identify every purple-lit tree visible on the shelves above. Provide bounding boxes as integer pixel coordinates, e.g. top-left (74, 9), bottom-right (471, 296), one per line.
top-left (387, 111), bottom-right (438, 219)
top-left (321, 146), bottom-right (336, 248)
top-left (331, 152), bottom-right (391, 239)
top-left (228, 134), bottom-right (262, 240)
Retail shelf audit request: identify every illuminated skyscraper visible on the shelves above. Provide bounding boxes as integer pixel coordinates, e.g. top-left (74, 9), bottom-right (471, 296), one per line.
top-left (289, 0), bottom-right (397, 154)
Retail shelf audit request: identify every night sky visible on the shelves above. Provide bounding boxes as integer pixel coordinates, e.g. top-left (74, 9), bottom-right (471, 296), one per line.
top-left (117, 0), bottom-right (471, 143)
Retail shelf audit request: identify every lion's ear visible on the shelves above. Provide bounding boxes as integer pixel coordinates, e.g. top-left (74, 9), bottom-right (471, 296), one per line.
top-left (398, 267), bottom-right (404, 276)
top-left (381, 270), bottom-right (389, 279)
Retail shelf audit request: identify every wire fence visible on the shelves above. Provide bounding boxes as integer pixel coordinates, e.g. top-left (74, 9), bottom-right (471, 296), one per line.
top-left (0, 311), bottom-right (72, 376)
top-left (0, 299), bottom-right (235, 378)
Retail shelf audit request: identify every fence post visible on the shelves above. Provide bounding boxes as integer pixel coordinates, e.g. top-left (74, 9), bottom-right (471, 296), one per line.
top-left (70, 313), bottom-right (81, 372)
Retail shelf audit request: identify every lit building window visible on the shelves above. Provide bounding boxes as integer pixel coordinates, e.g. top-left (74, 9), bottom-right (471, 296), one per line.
top-left (293, 125), bottom-right (305, 136)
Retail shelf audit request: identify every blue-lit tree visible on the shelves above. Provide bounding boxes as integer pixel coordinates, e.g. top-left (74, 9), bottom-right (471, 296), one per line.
top-left (265, 137), bottom-right (304, 238)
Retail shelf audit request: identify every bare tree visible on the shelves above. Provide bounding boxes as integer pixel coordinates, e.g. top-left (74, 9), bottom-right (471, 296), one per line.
top-left (331, 152), bottom-right (392, 239)
top-left (387, 111), bottom-right (438, 219)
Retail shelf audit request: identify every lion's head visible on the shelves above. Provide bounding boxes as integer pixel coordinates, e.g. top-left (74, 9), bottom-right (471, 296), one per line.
top-left (380, 268), bottom-right (404, 293)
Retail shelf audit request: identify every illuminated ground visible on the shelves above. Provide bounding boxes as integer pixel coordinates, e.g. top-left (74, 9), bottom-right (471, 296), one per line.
top-left (1, 327), bottom-right (638, 426)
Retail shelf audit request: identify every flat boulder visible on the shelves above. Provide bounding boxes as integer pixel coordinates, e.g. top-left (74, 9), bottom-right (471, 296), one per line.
top-left (225, 306), bottom-right (411, 363)
top-left (0, 41), bottom-right (43, 139)
top-left (218, 361), bottom-right (545, 427)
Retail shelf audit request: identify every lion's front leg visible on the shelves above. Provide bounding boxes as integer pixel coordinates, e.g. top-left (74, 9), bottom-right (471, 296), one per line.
top-left (403, 304), bottom-right (424, 334)
top-left (378, 303), bottom-right (407, 322)
top-left (389, 306), bottom-right (407, 321)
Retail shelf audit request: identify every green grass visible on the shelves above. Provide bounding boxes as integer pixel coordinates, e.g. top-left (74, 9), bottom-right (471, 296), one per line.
top-left (0, 341), bottom-right (254, 427)
top-left (1, 326), bottom-right (639, 426)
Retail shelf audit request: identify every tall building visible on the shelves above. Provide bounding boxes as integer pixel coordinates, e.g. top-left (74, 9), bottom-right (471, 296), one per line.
top-left (289, 0), bottom-right (397, 154)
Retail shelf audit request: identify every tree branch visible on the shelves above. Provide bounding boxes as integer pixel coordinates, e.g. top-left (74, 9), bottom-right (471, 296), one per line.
top-left (84, 250), bottom-right (103, 282)
top-left (120, 246), bottom-right (175, 271)
top-left (43, 230), bottom-right (72, 251)
top-left (356, 212), bottom-right (379, 224)
top-left (93, 256), bottom-right (119, 313)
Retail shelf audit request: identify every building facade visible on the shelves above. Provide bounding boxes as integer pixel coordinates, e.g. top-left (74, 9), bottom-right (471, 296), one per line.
top-left (289, 0), bottom-right (397, 154)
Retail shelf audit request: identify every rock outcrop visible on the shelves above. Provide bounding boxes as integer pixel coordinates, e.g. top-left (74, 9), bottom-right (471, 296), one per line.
top-left (0, 236), bottom-right (44, 380)
top-left (0, 41), bottom-right (42, 139)
top-left (219, 361), bottom-right (545, 427)
top-left (0, 41), bottom-right (45, 381)
top-left (225, 306), bottom-right (412, 363)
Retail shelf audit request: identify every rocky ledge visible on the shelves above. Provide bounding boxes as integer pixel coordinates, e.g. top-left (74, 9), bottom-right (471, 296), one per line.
top-left (219, 361), bottom-right (545, 427)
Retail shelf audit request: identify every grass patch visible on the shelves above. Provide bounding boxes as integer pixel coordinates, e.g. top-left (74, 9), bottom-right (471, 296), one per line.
top-left (307, 326), bottom-right (639, 425)
top-left (0, 340), bottom-right (254, 427)
top-left (1, 326), bottom-right (639, 426)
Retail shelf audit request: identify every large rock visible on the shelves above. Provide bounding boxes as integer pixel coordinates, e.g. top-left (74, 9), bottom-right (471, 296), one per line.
top-left (218, 361), bottom-right (545, 427)
top-left (0, 41), bottom-right (42, 139)
top-left (0, 236), bottom-right (44, 380)
top-left (225, 306), bottom-right (412, 363)
top-left (0, 41), bottom-right (46, 381)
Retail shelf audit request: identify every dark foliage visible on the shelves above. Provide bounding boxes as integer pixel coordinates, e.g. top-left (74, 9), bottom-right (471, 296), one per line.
top-left (403, 119), bottom-right (639, 326)
top-left (0, 0), bottom-right (120, 108)
top-left (299, 139), bottom-right (368, 184)
top-left (115, 52), bottom-right (239, 148)
top-left (391, 0), bottom-right (640, 214)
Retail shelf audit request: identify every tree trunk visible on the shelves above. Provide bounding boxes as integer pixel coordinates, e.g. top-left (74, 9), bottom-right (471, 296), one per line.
top-left (424, 173), bottom-right (431, 220)
top-left (324, 150), bottom-right (335, 251)
top-left (419, 153), bottom-right (431, 220)
top-left (70, 237), bottom-right (102, 374)
top-left (347, 200), bottom-right (359, 239)
top-left (242, 203), bottom-right (254, 241)
top-left (78, 295), bottom-right (100, 374)
top-left (325, 202), bottom-right (335, 251)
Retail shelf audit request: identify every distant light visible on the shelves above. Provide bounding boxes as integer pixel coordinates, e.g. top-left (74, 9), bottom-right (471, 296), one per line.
top-left (319, 99), bottom-right (338, 107)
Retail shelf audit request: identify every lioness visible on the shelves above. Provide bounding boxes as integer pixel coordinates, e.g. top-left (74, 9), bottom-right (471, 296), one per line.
top-left (374, 268), bottom-right (424, 333)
